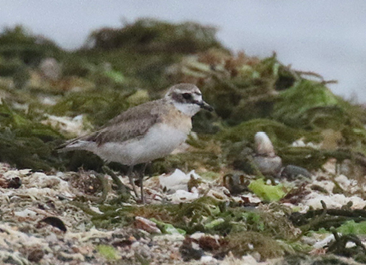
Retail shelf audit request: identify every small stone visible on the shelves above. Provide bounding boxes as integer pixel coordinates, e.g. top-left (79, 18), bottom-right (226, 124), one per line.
top-left (27, 249), bottom-right (44, 263)
top-left (39, 57), bottom-right (61, 81)
top-left (135, 216), bottom-right (161, 234)
top-left (253, 132), bottom-right (282, 176)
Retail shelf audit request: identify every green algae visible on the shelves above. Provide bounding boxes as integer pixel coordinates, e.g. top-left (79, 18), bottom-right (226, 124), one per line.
top-left (278, 146), bottom-right (327, 170)
top-left (273, 80), bottom-right (340, 128)
top-left (151, 218), bottom-right (186, 235)
top-left (96, 245), bottom-right (120, 261)
top-left (216, 118), bottom-right (314, 145)
top-left (337, 220), bottom-right (366, 235)
top-left (88, 196), bottom-right (297, 243)
top-left (248, 179), bottom-right (286, 202)
top-left (48, 89), bottom-right (135, 127)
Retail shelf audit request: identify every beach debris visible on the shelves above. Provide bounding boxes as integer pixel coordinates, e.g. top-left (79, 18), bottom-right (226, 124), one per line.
top-left (135, 216), bottom-right (162, 234)
top-left (39, 216), bottom-right (67, 232)
top-left (222, 173), bottom-right (250, 195)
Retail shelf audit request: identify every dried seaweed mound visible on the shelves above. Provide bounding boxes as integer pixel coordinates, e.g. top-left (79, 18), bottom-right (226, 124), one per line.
top-left (0, 100), bottom-right (63, 170)
top-left (86, 18), bottom-right (224, 53)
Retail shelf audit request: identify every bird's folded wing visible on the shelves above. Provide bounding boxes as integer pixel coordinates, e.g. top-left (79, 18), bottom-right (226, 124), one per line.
top-left (89, 99), bottom-right (167, 145)
top-left (57, 99), bottom-right (168, 151)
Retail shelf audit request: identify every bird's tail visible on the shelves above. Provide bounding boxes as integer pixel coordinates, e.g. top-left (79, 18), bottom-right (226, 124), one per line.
top-left (56, 139), bottom-right (91, 153)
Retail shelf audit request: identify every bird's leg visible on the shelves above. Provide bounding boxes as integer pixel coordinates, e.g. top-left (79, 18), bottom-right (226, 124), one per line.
top-left (146, 161), bottom-right (152, 179)
top-left (139, 163), bottom-right (149, 203)
top-left (127, 165), bottom-right (138, 198)
top-left (102, 166), bottom-right (129, 194)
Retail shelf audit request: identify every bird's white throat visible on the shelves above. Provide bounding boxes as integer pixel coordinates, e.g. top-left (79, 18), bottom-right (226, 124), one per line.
top-left (172, 101), bottom-right (201, 117)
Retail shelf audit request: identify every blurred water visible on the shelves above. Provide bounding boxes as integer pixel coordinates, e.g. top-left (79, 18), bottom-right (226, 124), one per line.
top-left (1, 0), bottom-right (365, 101)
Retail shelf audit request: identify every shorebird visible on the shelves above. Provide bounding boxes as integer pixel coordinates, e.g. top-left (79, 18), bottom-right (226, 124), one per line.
top-left (58, 83), bottom-right (213, 202)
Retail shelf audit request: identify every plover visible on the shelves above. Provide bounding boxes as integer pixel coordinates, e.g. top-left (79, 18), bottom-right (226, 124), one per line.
top-left (58, 83), bottom-right (213, 202)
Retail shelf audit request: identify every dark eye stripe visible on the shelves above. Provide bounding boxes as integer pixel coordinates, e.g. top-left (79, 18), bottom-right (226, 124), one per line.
top-left (182, 93), bottom-right (192, 100)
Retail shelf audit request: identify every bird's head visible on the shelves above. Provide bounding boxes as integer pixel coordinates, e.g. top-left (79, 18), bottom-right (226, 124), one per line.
top-left (165, 83), bottom-right (213, 116)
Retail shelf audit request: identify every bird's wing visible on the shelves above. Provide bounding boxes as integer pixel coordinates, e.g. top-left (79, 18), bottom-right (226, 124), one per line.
top-left (83, 99), bottom-right (167, 145)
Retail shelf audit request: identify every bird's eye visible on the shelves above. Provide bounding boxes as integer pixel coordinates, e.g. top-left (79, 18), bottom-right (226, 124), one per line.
top-left (182, 93), bottom-right (192, 100)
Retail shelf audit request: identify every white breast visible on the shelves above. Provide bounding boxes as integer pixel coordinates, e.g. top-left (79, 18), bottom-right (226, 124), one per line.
top-left (93, 123), bottom-right (189, 165)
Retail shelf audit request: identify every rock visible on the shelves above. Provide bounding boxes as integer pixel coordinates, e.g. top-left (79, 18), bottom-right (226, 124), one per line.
top-left (134, 216), bottom-right (162, 234)
top-left (179, 237), bottom-right (204, 262)
top-left (39, 57), bottom-right (61, 81)
top-left (159, 169), bottom-right (200, 192)
top-left (253, 132), bottom-right (282, 176)
top-left (281, 165), bottom-right (311, 180)
top-left (254, 131), bottom-right (276, 156)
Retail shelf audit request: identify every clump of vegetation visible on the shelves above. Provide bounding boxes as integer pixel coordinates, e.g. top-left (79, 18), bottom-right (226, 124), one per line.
top-left (225, 231), bottom-right (285, 260)
top-left (96, 245), bottom-right (120, 261)
top-left (0, 25), bottom-right (62, 66)
top-left (0, 100), bottom-right (63, 170)
top-left (168, 51), bottom-right (292, 126)
top-left (290, 201), bottom-right (366, 234)
top-left (273, 80), bottom-right (340, 128)
top-left (91, 196), bottom-right (297, 240)
top-left (86, 18), bottom-right (224, 53)
top-left (74, 18), bottom-right (226, 90)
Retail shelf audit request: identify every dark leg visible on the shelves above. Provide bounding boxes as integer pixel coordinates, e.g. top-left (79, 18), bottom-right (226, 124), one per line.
top-left (139, 163), bottom-right (148, 203)
top-left (127, 165), bottom-right (138, 198)
top-left (102, 165), bottom-right (129, 195)
top-left (146, 161), bottom-right (152, 179)
top-left (96, 171), bottom-right (109, 203)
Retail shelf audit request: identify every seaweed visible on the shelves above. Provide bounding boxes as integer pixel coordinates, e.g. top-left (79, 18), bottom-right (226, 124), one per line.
top-left (224, 231), bottom-right (285, 260)
top-left (337, 220), bottom-right (366, 235)
top-left (96, 245), bottom-right (120, 261)
top-left (290, 201), bottom-right (366, 232)
top-left (217, 118), bottom-right (313, 145)
top-left (0, 25), bottom-right (63, 68)
top-left (87, 196), bottom-right (298, 243)
top-left (273, 80), bottom-right (340, 128)
top-left (74, 19), bottom-right (226, 89)
top-left (248, 178), bottom-right (286, 202)
top-left (168, 51), bottom-right (297, 126)
top-left (0, 100), bottom-right (63, 170)
top-left (48, 88), bottom-right (136, 127)
top-left (327, 230), bottom-right (366, 263)
top-left (86, 19), bottom-right (224, 53)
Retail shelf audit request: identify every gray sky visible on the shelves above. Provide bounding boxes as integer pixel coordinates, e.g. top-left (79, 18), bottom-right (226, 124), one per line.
top-left (1, 0), bottom-right (366, 101)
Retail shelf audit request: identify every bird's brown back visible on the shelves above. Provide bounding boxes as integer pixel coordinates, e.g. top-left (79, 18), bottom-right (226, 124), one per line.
top-left (85, 98), bottom-right (171, 145)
